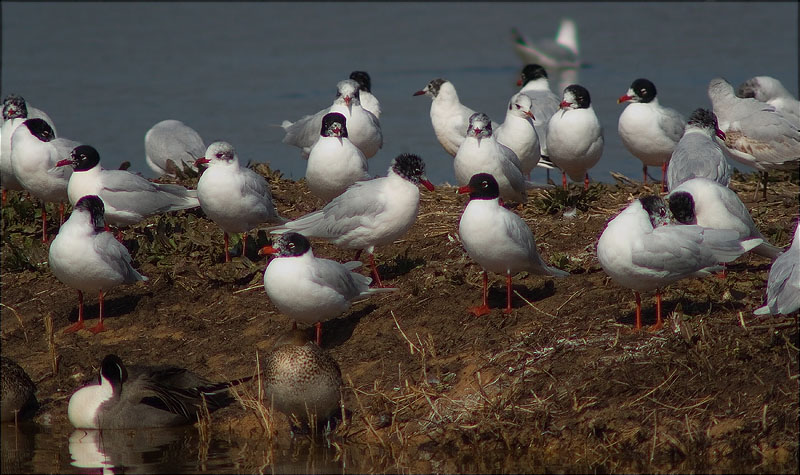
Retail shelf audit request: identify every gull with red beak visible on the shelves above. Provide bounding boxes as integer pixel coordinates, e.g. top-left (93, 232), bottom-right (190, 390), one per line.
top-left (305, 112), bottom-right (370, 202)
top-left (195, 141), bottom-right (284, 262)
top-left (259, 232), bottom-right (396, 346)
top-left (617, 78), bottom-right (685, 191)
top-left (282, 79), bottom-right (382, 159)
top-left (269, 153), bottom-right (434, 287)
top-left (458, 173), bottom-right (568, 316)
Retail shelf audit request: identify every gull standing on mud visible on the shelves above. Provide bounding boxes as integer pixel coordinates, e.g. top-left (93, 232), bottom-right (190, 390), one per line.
top-left (260, 233), bottom-right (396, 345)
top-left (144, 119), bottom-right (206, 177)
top-left (196, 141), bottom-right (285, 262)
top-left (9, 118), bottom-right (77, 242)
top-left (754, 221), bottom-right (800, 317)
top-left (49, 195), bottom-right (148, 334)
top-left (458, 173), bottom-right (569, 316)
top-left (282, 79), bottom-right (382, 159)
top-left (666, 108), bottom-right (732, 190)
top-left (305, 112), bottom-right (370, 202)
top-left (707, 77), bottom-right (800, 198)
top-left (413, 78), bottom-right (498, 157)
top-left (58, 145), bottom-right (200, 227)
top-left (546, 84), bottom-right (604, 190)
top-left (617, 78), bottom-right (685, 190)
top-left (68, 354), bottom-right (251, 429)
top-left (454, 112), bottom-right (528, 204)
top-left (597, 195), bottom-right (761, 331)
top-left (262, 329), bottom-right (343, 431)
top-left (269, 153), bottom-right (434, 287)
top-left (495, 92), bottom-right (541, 177)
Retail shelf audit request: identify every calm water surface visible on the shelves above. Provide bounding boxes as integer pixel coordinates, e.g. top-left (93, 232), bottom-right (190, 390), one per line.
top-left (1, 2), bottom-right (797, 473)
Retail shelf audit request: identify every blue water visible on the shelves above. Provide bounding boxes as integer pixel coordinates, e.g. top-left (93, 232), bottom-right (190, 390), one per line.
top-left (2, 2), bottom-right (797, 186)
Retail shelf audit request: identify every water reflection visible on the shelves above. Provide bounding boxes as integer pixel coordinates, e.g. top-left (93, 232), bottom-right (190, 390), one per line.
top-left (1, 422), bottom-right (37, 473)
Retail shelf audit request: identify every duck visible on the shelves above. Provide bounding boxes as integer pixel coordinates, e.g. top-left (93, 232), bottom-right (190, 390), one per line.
top-left (1, 356), bottom-right (38, 423)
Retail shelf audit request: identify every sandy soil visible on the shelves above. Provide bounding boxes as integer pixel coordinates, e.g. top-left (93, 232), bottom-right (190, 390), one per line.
top-left (1, 165), bottom-right (798, 473)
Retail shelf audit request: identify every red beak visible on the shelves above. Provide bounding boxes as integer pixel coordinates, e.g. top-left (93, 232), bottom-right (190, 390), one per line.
top-left (195, 157), bottom-right (210, 166)
top-left (56, 159), bottom-right (72, 167)
top-left (457, 185), bottom-right (473, 194)
top-left (716, 129), bottom-right (727, 141)
top-left (516, 78), bottom-right (523, 87)
top-left (258, 245), bottom-right (278, 256)
top-left (420, 179), bottom-right (435, 191)
top-left (559, 100), bottom-right (571, 108)
top-left (617, 94), bottom-right (632, 104)
top-left (344, 96), bottom-right (351, 107)
top-left (412, 90), bottom-right (426, 96)
top-left (525, 110), bottom-right (535, 120)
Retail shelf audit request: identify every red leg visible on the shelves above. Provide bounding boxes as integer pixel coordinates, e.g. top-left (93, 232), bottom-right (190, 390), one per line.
top-left (643, 165), bottom-right (648, 185)
top-left (583, 173), bottom-right (590, 191)
top-left (469, 271), bottom-right (491, 316)
top-left (41, 207), bottom-right (48, 243)
top-left (63, 290), bottom-right (86, 333)
top-left (661, 162), bottom-right (668, 192)
top-left (634, 291), bottom-right (642, 330)
top-left (562, 172), bottom-right (568, 190)
top-left (649, 290), bottom-right (664, 331)
top-left (368, 253), bottom-right (384, 288)
top-left (503, 274), bottom-right (513, 314)
top-left (224, 232), bottom-right (231, 263)
top-left (89, 291), bottom-right (107, 334)
top-left (315, 322), bottom-right (322, 346)
top-left (716, 263), bottom-right (728, 279)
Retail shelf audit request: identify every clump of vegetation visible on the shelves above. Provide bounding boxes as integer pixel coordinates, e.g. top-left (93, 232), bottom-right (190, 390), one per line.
top-left (532, 184), bottom-right (603, 215)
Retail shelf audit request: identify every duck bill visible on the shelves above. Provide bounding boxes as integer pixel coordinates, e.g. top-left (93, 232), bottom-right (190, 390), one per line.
top-left (420, 179), bottom-right (435, 191)
top-left (258, 245), bottom-right (278, 256)
top-left (56, 159), bottom-right (73, 167)
top-left (617, 94), bottom-right (632, 104)
top-left (457, 185), bottom-right (473, 194)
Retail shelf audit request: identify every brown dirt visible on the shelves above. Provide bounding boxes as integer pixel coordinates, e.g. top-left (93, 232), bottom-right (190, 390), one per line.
top-left (2, 166), bottom-right (798, 473)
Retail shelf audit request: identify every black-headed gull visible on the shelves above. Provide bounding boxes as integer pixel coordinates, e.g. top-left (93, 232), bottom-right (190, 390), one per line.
top-left (349, 70), bottom-right (381, 119)
top-left (597, 195), bottom-right (762, 330)
top-left (754, 221), bottom-right (799, 316)
top-left (9, 118), bottom-right (77, 242)
top-left (305, 112), bottom-right (371, 202)
top-left (263, 329), bottom-right (343, 429)
top-left (58, 145), bottom-right (200, 227)
top-left (666, 108), bottom-right (732, 190)
top-left (510, 19), bottom-right (581, 70)
top-left (195, 141), bottom-right (285, 262)
top-left (413, 78), bottom-right (498, 157)
top-left (49, 195), bottom-right (148, 334)
top-left (617, 78), bottom-right (685, 191)
top-left (68, 354), bottom-right (252, 429)
top-left (737, 76), bottom-right (800, 125)
top-left (707, 77), bottom-right (800, 198)
top-left (1, 356), bottom-right (37, 423)
top-left (458, 173), bottom-right (568, 315)
top-left (454, 112), bottom-right (528, 204)
top-left (667, 177), bottom-right (782, 259)
top-left (495, 92), bottom-right (541, 177)
top-left (1, 94), bottom-right (57, 200)
top-left (282, 79), bottom-right (383, 159)
top-left (547, 84), bottom-right (604, 189)
top-left (260, 232), bottom-right (396, 345)
top-left (144, 119), bottom-right (206, 177)
top-left (516, 64), bottom-right (561, 160)
top-left (269, 153), bottom-right (434, 287)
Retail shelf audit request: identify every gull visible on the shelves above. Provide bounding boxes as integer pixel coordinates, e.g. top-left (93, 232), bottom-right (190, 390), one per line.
top-left (510, 18), bottom-right (581, 70)
top-left (68, 354), bottom-right (253, 429)
top-left (144, 119), bottom-right (206, 177)
top-left (458, 173), bottom-right (568, 315)
top-left (707, 77), bottom-right (800, 199)
top-left (305, 112), bottom-right (371, 202)
top-left (516, 64), bottom-right (561, 160)
top-left (754, 221), bottom-right (800, 316)
top-left (597, 195), bottom-right (762, 330)
top-left (262, 329), bottom-right (343, 431)
top-left (1, 94), bottom-right (58, 201)
top-left (196, 141), bottom-right (285, 262)
top-left (9, 118), bottom-right (77, 242)
top-left (349, 70), bottom-right (381, 119)
top-left (547, 84), bottom-right (604, 189)
top-left (666, 108), bottom-right (732, 190)
top-left (667, 177), bottom-right (783, 259)
top-left (58, 145), bottom-right (200, 227)
top-left (737, 76), bottom-right (800, 125)
top-left (454, 112), bottom-right (528, 203)
top-left (413, 78), bottom-right (498, 157)
top-left (260, 232), bottom-right (396, 345)
top-left (282, 79), bottom-right (382, 159)
top-left (617, 78), bottom-right (685, 190)
top-left (495, 92), bottom-right (541, 177)
top-left (49, 195), bottom-right (148, 334)
top-left (269, 153), bottom-right (434, 287)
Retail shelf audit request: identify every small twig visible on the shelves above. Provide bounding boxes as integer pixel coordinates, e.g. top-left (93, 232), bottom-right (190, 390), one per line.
top-left (2, 303), bottom-right (28, 343)
top-left (392, 311), bottom-right (420, 354)
top-left (513, 290), bottom-right (556, 318)
top-left (232, 283), bottom-right (264, 294)
top-left (555, 288), bottom-right (585, 316)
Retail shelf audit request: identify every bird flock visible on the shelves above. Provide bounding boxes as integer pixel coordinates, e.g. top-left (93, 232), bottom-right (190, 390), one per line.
top-left (1, 66), bottom-right (798, 432)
